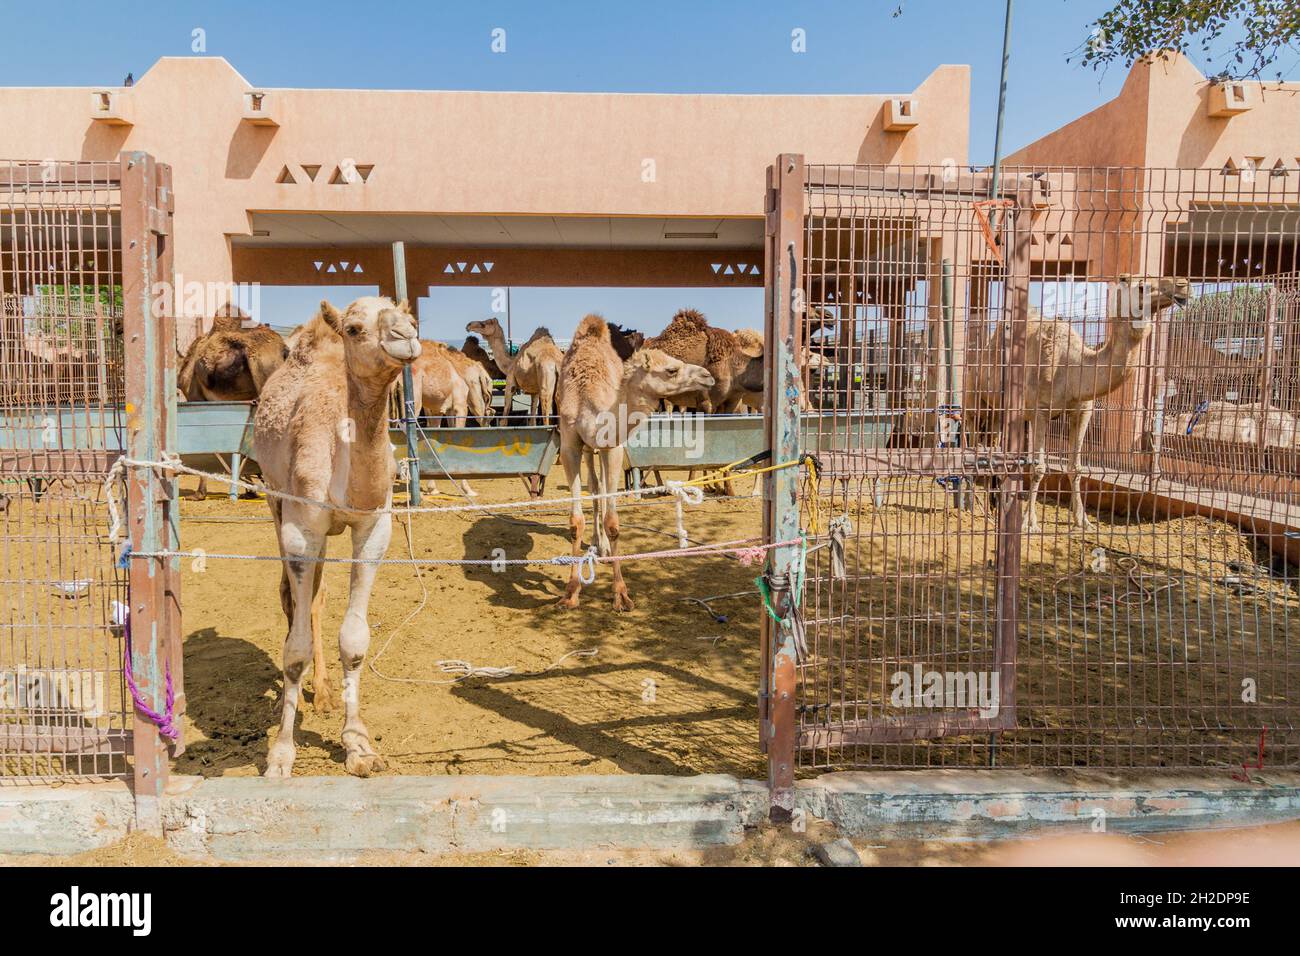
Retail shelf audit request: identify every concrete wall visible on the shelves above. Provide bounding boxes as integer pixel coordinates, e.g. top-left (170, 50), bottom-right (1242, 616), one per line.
top-left (0, 57), bottom-right (970, 292)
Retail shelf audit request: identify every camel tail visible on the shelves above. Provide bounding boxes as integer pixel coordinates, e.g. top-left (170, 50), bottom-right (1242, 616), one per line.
top-left (477, 372), bottom-right (494, 424)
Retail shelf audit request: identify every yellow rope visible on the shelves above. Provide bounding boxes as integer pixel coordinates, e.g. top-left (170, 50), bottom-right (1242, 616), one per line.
top-left (674, 455), bottom-right (821, 536)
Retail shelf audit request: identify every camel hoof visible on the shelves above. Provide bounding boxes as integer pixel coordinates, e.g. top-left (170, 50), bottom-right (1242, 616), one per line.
top-left (345, 751), bottom-right (386, 777)
top-left (613, 592), bottom-right (635, 612)
top-left (555, 595), bottom-right (580, 610)
top-left (311, 682), bottom-right (339, 715)
top-left (185, 491), bottom-right (206, 502)
top-left (264, 742), bottom-right (295, 777)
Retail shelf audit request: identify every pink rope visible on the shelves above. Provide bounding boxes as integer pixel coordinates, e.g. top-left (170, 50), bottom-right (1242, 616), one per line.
top-left (734, 546), bottom-right (768, 567)
top-left (123, 614), bottom-right (179, 741)
top-left (587, 537), bottom-right (800, 564)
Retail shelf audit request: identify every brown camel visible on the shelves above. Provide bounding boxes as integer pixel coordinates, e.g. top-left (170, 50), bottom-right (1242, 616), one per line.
top-left (555, 314), bottom-right (714, 610)
top-left (177, 304), bottom-right (288, 500)
top-left (465, 317), bottom-right (563, 424)
top-left (462, 335), bottom-right (505, 380)
top-left (645, 309), bottom-right (762, 412)
top-left (253, 296), bottom-right (421, 777)
top-left (606, 322), bottom-right (645, 361)
top-left (963, 276), bottom-right (1190, 532)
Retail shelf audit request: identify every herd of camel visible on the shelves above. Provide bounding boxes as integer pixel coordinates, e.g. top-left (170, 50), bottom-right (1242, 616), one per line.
top-left (173, 277), bottom-right (1205, 776)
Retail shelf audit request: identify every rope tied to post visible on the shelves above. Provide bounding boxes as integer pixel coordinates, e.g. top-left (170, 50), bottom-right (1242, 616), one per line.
top-left (664, 480), bottom-right (705, 548)
top-left (122, 612), bottom-right (179, 742)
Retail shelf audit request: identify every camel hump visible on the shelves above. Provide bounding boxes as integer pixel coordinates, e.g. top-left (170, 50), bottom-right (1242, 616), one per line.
top-left (572, 314), bottom-right (609, 342)
top-left (672, 308), bottom-right (707, 329)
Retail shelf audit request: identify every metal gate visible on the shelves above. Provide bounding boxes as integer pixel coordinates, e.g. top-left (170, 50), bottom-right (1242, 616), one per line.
top-left (763, 158), bottom-right (1299, 793)
top-left (0, 155), bottom-right (180, 810)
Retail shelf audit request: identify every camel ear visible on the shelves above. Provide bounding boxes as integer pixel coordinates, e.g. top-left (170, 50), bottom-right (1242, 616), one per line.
top-left (397, 298), bottom-right (411, 314)
top-left (319, 300), bottom-right (343, 332)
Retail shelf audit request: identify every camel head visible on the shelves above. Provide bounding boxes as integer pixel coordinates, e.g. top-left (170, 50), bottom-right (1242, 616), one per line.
top-left (624, 347), bottom-right (714, 400)
top-left (320, 296), bottom-right (421, 375)
top-left (732, 328), bottom-right (765, 393)
top-left (1114, 275), bottom-right (1192, 331)
top-left (466, 317), bottom-right (503, 338)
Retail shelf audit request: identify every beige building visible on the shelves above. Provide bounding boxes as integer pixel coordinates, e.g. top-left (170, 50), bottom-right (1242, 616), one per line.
top-left (0, 55), bottom-right (968, 343)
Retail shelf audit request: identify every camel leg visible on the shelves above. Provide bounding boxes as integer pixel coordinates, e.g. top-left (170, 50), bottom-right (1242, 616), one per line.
top-left (501, 380), bottom-right (516, 426)
top-left (187, 476), bottom-right (208, 501)
top-left (308, 574), bottom-right (337, 714)
top-left (1068, 402), bottom-right (1094, 531)
top-left (602, 445), bottom-right (634, 612)
top-left (336, 513), bottom-right (391, 777)
top-left (587, 448), bottom-right (611, 556)
top-left (450, 401), bottom-right (477, 497)
top-left (1024, 411), bottom-right (1048, 534)
top-left (555, 440), bottom-right (585, 609)
top-left (265, 507), bottom-right (328, 777)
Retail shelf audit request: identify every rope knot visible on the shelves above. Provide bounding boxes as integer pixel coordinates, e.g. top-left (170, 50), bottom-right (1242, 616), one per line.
top-left (664, 480), bottom-right (704, 548)
top-left (552, 546), bottom-right (598, 584)
top-left (733, 546), bottom-right (766, 567)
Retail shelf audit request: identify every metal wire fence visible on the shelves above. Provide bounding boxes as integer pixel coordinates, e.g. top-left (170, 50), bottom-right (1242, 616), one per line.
top-left (0, 160), bottom-right (131, 779)
top-left (789, 164), bottom-right (1299, 771)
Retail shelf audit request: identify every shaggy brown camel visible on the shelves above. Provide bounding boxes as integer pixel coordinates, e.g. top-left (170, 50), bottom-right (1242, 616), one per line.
top-left (177, 304), bottom-right (288, 500)
top-left (555, 315), bottom-right (713, 610)
top-left (645, 309), bottom-right (762, 413)
top-left (465, 317), bottom-right (563, 424)
top-left (462, 335), bottom-right (505, 380)
top-left (963, 276), bottom-right (1190, 532)
top-left (254, 296), bottom-right (421, 777)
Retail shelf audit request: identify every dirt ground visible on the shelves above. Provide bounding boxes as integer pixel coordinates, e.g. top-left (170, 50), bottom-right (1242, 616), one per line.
top-left (172, 473), bottom-right (772, 779)
top-left (166, 471), bottom-right (1297, 778)
top-left (6, 820), bottom-right (1300, 867)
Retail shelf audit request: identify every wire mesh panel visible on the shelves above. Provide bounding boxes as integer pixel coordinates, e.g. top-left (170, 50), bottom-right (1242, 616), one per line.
top-left (789, 164), bottom-right (1299, 771)
top-left (0, 160), bottom-right (130, 778)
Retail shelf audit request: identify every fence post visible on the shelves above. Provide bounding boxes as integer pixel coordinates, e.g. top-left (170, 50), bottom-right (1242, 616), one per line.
top-left (121, 151), bottom-right (181, 831)
top-left (763, 153), bottom-right (804, 820)
top-left (993, 182), bottom-right (1032, 748)
top-left (392, 241), bottom-right (421, 504)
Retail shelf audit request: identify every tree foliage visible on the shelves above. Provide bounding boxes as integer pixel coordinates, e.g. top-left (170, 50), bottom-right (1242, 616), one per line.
top-left (1075, 1), bottom-right (1300, 79)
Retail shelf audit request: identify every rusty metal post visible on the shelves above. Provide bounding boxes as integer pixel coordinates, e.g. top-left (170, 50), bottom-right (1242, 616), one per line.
top-left (763, 154), bottom-right (805, 819)
top-left (991, 182), bottom-right (1032, 758)
top-left (392, 241), bottom-right (421, 504)
top-left (121, 151), bottom-right (181, 831)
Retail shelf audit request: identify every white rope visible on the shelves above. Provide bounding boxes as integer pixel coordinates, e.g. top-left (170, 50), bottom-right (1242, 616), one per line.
top-left (664, 480), bottom-right (704, 548)
top-left (103, 456), bottom-right (127, 544)
top-left (126, 536), bottom-right (771, 568)
top-left (112, 453), bottom-right (714, 519)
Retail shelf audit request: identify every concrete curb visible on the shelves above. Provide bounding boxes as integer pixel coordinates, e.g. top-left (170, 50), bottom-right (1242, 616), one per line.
top-left (800, 770), bottom-right (1300, 840)
top-left (2, 771), bottom-right (1298, 859)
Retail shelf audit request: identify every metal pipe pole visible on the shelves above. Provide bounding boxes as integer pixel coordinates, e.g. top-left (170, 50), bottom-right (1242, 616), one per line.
top-left (989, 0), bottom-right (1014, 200)
top-left (393, 241), bottom-right (420, 504)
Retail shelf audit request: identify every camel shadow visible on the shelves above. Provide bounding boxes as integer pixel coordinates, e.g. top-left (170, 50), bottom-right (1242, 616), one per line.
top-left (174, 626), bottom-right (343, 775)
top-left (459, 513), bottom-right (572, 610)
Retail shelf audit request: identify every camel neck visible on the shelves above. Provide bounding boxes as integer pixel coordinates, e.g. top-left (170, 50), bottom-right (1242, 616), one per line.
top-left (485, 328), bottom-right (514, 375)
top-left (1086, 315), bottom-right (1149, 401)
top-left (345, 367), bottom-right (398, 435)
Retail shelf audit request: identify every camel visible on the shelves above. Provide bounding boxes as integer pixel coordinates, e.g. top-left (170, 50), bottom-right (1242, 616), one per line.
top-left (606, 322), bottom-right (645, 360)
top-left (462, 335), bottom-right (505, 380)
top-left (411, 341), bottom-right (477, 427)
top-left (963, 276), bottom-right (1190, 532)
top-left (177, 304), bottom-right (288, 500)
top-left (465, 317), bottom-right (564, 424)
top-left (555, 315), bottom-right (713, 610)
top-left (253, 295), bottom-right (421, 777)
top-left (644, 309), bottom-right (763, 413)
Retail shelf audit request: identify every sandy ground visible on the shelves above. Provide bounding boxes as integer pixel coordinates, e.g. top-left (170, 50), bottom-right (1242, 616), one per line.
top-left (172, 474), bottom-right (771, 779)
top-left (164, 472), bottom-right (1296, 778)
top-left (6, 820), bottom-right (1299, 867)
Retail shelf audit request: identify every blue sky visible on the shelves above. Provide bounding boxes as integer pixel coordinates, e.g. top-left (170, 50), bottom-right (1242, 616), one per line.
top-left (7, 1), bottom-right (1288, 343)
